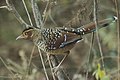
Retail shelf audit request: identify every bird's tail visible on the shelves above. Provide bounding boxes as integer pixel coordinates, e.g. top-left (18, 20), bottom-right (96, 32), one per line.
top-left (79, 16), bottom-right (117, 35)
top-left (62, 16), bottom-right (117, 35)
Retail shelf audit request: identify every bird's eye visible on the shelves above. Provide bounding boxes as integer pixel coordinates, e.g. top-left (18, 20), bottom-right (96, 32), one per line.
top-left (25, 32), bottom-right (28, 35)
top-left (24, 31), bottom-right (32, 37)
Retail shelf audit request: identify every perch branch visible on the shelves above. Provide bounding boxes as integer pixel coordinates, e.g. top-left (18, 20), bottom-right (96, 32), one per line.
top-left (38, 48), bottom-right (49, 80)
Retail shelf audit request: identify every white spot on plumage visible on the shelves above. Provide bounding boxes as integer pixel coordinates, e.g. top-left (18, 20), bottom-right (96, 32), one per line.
top-left (53, 47), bottom-right (56, 49)
top-left (77, 29), bottom-right (80, 33)
top-left (72, 29), bottom-right (75, 32)
top-left (80, 29), bottom-right (83, 32)
top-left (58, 35), bottom-right (61, 38)
top-left (113, 16), bottom-right (118, 21)
top-left (48, 47), bottom-right (50, 49)
top-left (82, 32), bottom-right (85, 35)
top-left (82, 28), bottom-right (86, 31)
top-left (77, 40), bottom-right (80, 43)
top-left (53, 41), bottom-right (56, 44)
top-left (64, 27), bottom-right (67, 30)
top-left (64, 34), bottom-right (67, 42)
top-left (54, 37), bottom-right (57, 40)
top-left (88, 28), bottom-right (90, 31)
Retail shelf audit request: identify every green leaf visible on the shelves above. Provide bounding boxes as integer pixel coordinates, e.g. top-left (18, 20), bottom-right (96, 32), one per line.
top-left (93, 63), bottom-right (110, 80)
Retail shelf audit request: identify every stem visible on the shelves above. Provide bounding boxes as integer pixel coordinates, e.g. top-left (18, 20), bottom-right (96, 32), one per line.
top-left (93, 0), bottom-right (105, 70)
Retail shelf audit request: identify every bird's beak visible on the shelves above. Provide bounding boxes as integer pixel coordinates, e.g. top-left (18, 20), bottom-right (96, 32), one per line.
top-left (16, 35), bottom-right (24, 40)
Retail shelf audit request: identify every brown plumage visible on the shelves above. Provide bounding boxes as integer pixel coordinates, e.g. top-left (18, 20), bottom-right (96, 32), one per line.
top-left (16, 16), bottom-right (117, 55)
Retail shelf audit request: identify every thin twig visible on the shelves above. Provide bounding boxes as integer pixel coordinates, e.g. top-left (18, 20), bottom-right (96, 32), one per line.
top-left (5, 0), bottom-right (30, 28)
top-left (31, 0), bottom-right (43, 28)
top-left (26, 45), bottom-right (36, 79)
top-left (42, 1), bottom-right (50, 27)
top-left (47, 54), bottom-right (56, 80)
top-left (63, 0), bottom-right (93, 28)
top-left (22, 0), bottom-right (33, 26)
top-left (85, 32), bottom-right (94, 80)
top-left (51, 55), bottom-right (66, 80)
top-left (42, 1), bottom-right (50, 22)
top-left (94, 56), bottom-right (119, 63)
top-left (48, 9), bottom-right (58, 26)
top-left (0, 75), bottom-right (17, 79)
top-left (38, 48), bottom-right (49, 80)
top-left (28, 45), bottom-right (35, 68)
top-left (0, 57), bottom-right (14, 80)
top-left (31, 0), bottom-right (58, 80)
top-left (113, 0), bottom-right (120, 79)
top-left (93, 0), bottom-right (105, 70)
top-left (31, 0), bottom-right (66, 79)
top-left (42, 1), bottom-right (58, 26)
top-left (21, 0), bottom-right (35, 78)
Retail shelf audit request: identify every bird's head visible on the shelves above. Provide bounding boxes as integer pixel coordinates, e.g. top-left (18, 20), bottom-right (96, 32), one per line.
top-left (16, 27), bottom-right (38, 41)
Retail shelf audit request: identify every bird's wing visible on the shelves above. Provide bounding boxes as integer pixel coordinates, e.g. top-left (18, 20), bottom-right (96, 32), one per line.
top-left (42, 28), bottom-right (82, 50)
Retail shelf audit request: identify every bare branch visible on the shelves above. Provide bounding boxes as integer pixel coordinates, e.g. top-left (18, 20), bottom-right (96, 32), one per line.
top-left (31, 0), bottom-right (43, 28)
top-left (93, 0), bottom-right (105, 70)
top-left (30, 0), bottom-right (67, 79)
top-left (0, 57), bottom-right (14, 79)
top-left (0, 0), bottom-right (31, 28)
top-left (85, 32), bottom-right (95, 80)
top-left (50, 55), bottom-right (66, 80)
top-left (47, 54), bottom-right (56, 80)
top-left (22, 0), bottom-right (33, 26)
top-left (63, 0), bottom-right (93, 28)
top-left (114, 0), bottom-right (120, 79)
top-left (38, 48), bottom-right (49, 80)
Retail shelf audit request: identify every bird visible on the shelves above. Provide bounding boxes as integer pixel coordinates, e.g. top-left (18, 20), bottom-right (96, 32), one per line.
top-left (16, 16), bottom-right (117, 70)
top-left (16, 16), bottom-right (117, 55)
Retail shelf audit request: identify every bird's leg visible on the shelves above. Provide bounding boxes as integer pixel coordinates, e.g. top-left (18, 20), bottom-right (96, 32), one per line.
top-left (53, 51), bottom-right (70, 74)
